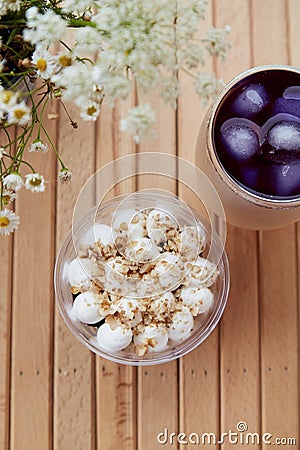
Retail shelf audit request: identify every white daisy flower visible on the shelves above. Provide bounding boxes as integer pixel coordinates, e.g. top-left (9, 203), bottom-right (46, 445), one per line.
top-left (58, 168), bottom-right (73, 184)
top-left (7, 102), bottom-right (31, 126)
top-left (25, 173), bottom-right (45, 193)
top-left (2, 173), bottom-right (23, 191)
top-left (0, 147), bottom-right (4, 159)
top-left (29, 139), bottom-right (48, 154)
top-left (78, 100), bottom-right (100, 122)
top-left (0, 209), bottom-right (20, 235)
top-left (2, 190), bottom-right (17, 205)
top-left (0, 89), bottom-right (18, 111)
top-left (32, 47), bottom-right (56, 79)
top-left (56, 53), bottom-right (73, 68)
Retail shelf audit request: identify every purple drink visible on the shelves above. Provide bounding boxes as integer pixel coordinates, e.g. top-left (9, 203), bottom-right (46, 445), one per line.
top-left (213, 69), bottom-right (300, 197)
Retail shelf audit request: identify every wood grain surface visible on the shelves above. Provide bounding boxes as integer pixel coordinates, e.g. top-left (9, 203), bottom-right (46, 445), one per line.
top-left (0, 1), bottom-right (299, 449)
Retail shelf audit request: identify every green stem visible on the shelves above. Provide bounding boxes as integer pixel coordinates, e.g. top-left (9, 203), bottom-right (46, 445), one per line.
top-left (39, 122), bottom-right (65, 168)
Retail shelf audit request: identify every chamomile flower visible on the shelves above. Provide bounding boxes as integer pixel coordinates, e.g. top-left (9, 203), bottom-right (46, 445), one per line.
top-left (25, 173), bottom-right (45, 193)
top-left (29, 139), bottom-right (48, 154)
top-left (32, 47), bottom-right (56, 79)
top-left (77, 99), bottom-right (101, 122)
top-left (0, 147), bottom-right (4, 160)
top-left (0, 89), bottom-right (18, 111)
top-left (0, 209), bottom-right (20, 235)
top-left (58, 168), bottom-right (73, 184)
top-left (3, 173), bottom-right (23, 191)
top-left (7, 101), bottom-right (31, 126)
top-left (2, 190), bottom-right (17, 205)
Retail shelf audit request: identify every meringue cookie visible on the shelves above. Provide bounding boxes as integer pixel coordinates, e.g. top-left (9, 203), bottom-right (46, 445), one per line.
top-left (72, 291), bottom-right (103, 324)
top-left (113, 208), bottom-right (145, 239)
top-left (154, 252), bottom-right (184, 288)
top-left (146, 209), bottom-right (177, 244)
top-left (149, 291), bottom-right (175, 316)
top-left (184, 256), bottom-right (219, 288)
top-left (179, 224), bottom-right (206, 260)
top-left (125, 237), bottom-right (160, 263)
top-left (97, 322), bottom-right (132, 352)
top-left (79, 223), bottom-right (113, 247)
top-left (66, 258), bottom-right (95, 287)
top-left (180, 286), bottom-right (214, 315)
top-left (115, 296), bottom-right (141, 319)
top-left (134, 324), bottom-right (169, 353)
top-left (168, 307), bottom-right (194, 342)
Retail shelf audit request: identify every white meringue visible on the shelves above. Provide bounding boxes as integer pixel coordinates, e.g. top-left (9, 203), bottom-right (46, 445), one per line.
top-left (149, 291), bottom-right (175, 316)
top-left (113, 208), bottom-right (145, 239)
top-left (97, 322), bottom-right (132, 352)
top-left (134, 324), bottom-right (169, 353)
top-left (180, 286), bottom-right (214, 315)
top-left (72, 291), bottom-right (103, 324)
top-left (115, 296), bottom-right (141, 319)
top-left (146, 208), bottom-right (177, 243)
top-left (79, 223), bottom-right (113, 247)
top-left (154, 252), bottom-right (184, 288)
top-left (184, 256), bottom-right (219, 288)
top-left (125, 237), bottom-right (160, 263)
top-left (168, 307), bottom-right (194, 342)
top-left (179, 224), bottom-right (206, 260)
top-left (66, 258), bottom-right (95, 287)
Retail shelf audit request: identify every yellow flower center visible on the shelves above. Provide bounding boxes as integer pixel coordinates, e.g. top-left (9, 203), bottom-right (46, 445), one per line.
top-left (87, 106), bottom-right (97, 116)
top-left (14, 109), bottom-right (26, 120)
top-left (0, 217), bottom-right (9, 228)
top-left (36, 58), bottom-right (47, 71)
top-left (59, 55), bottom-right (72, 67)
top-left (30, 178), bottom-right (42, 187)
top-left (1, 90), bottom-right (14, 104)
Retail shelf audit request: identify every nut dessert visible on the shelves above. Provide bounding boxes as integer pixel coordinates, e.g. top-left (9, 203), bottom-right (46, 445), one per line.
top-left (65, 207), bottom-right (219, 356)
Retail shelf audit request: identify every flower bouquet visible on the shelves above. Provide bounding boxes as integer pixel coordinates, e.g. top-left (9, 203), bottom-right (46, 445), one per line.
top-left (0, 0), bottom-right (230, 234)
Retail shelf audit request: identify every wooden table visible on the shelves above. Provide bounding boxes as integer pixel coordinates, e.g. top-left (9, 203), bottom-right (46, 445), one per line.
top-left (1, 1), bottom-right (299, 449)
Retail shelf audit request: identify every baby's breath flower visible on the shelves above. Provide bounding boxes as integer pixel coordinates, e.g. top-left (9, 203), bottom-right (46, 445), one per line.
top-left (23, 8), bottom-right (67, 46)
top-left (0, 0), bottom-right (21, 17)
top-left (202, 25), bottom-right (231, 60)
top-left (62, 0), bottom-right (95, 14)
top-left (194, 72), bottom-right (224, 106)
top-left (29, 139), bottom-right (48, 154)
top-left (7, 101), bottom-right (31, 126)
top-left (0, 209), bottom-right (20, 235)
top-left (120, 104), bottom-right (156, 143)
top-left (74, 27), bottom-right (103, 55)
top-left (3, 173), bottom-right (23, 191)
top-left (25, 173), bottom-right (45, 193)
top-left (0, 89), bottom-right (18, 110)
top-left (32, 46), bottom-right (56, 79)
top-left (2, 190), bottom-right (17, 205)
top-left (58, 168), bottom-right (73, 185)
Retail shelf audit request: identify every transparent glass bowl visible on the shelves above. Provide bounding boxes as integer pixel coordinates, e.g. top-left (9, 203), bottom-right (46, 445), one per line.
top-left (54, 193), bottom-right (230, 365)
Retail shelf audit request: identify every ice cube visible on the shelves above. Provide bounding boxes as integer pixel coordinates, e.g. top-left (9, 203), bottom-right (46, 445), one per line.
top-left (272, 96), bottom-right (300, 119)
top-left (283, 86), bottom-right (300, 100)
top-left (220, 118), bottom-right (260, 162)
top-left (264, 120), bottom-right (300, 163)
top-left (231, 83), bottom-right (270, 119)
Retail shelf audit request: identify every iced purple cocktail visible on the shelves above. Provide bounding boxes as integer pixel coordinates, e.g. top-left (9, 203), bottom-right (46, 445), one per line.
top-left (196, 65), bottom-right (300, 229)
top-left (214, 69), bottom-right (300, 197)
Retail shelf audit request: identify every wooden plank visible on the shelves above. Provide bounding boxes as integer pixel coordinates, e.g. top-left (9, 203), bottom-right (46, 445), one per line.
top-left (177, 2), bottom-right (223, 446)
top-left (213, 0), bottom-right (261, 443)
top-left (95, 97), bottom-right (137, 450)
top-left (252, 0), bottom-right (299, 443)
top-left (0, 234), bottom-right (12, 450)
top-left (54, 102), bottom-right (96, 450)
top-left (137, 91), bottom-right (178, 449)
top-left (288, 1), bottom-right (300, 444)
top-left (10, 106), bottom-right (56, 449)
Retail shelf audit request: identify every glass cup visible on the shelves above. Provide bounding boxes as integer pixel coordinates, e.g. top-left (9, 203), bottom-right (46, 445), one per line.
top-left (54, 192), bottom-right (230, 366)
top-left (196, 65), bottom-right (300, 230)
